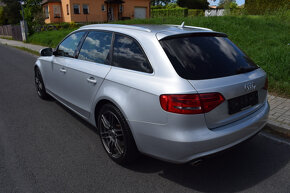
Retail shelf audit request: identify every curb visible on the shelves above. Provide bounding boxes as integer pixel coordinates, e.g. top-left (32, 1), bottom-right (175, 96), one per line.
top-left (266, 121), bottom-right (290, 137)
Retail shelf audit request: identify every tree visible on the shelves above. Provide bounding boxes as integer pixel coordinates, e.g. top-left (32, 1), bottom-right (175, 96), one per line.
top-left (177, 0), bottom-right (209, 9)
top-left (0, 0), bottom-right (22, 25)
top-left (151, 0), bottom-right (171, 6)
top-left (218, 0), bottom-right (237, 9)
top-left (22, 0), bottom-right (44, 33)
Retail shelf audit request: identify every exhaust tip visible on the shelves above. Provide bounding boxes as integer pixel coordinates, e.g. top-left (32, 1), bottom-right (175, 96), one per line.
top-left (191, 159), bottom-right (203, 166)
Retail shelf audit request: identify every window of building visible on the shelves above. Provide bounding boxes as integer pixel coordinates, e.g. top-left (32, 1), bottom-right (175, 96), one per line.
top-left (101, 4), bottom-right (106, 12)
top-left (66, 4), bottom-right (69, 15)
top-left (112, 34), bottom-right (153, 73)
top-left (44, 6), bottom-right (49, 18)
top-left (119, 5), bottom-right (123, 13)
top-left (78, 31), bottom-right (113, 64)
top-left (73, 4), bottom-right (80, 14)
top-left (53, 5), bottom-right (61, 18)
top-left (57, 32), bottom-right (85, 58)
top-left (83, 4), bottom-right (89, 14)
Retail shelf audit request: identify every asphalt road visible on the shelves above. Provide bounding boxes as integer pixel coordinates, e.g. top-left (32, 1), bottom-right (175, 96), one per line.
top-left (0, 44), bottom-right (290, 193)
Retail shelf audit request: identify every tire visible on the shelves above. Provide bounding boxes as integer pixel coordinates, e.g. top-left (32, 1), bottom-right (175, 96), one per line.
top-left (34, 67), bottom-right (49, 100)
top-left (97, 103), bottom-right (139, 164)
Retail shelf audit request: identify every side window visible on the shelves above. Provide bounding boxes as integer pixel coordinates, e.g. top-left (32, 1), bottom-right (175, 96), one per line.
top-left (78, 31), bottom-right (112, 64)
top-left (112, 34), bottom-right (153, 73)
top-left (57, 31), bottom-right (85, 58)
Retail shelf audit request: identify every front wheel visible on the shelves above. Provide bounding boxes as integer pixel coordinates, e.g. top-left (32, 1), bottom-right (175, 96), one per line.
top-left (97, 104), bottom-right (139, 164)
top-left (34, 67), bottom-right (49, 100)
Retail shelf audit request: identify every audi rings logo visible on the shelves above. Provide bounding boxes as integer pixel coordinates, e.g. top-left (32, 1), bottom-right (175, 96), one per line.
top-left (244, 82), bottom-right (256, 92)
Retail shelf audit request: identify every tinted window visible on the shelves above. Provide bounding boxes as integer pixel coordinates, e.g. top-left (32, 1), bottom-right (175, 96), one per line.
top-left (160, 35), bottom-right (258, 80)
top-left (112, 34), bottom-right (153, 73)
top-left (78, 31), bottom-right (112, 64)
top-left (58, 32), bottom-right (85, 57)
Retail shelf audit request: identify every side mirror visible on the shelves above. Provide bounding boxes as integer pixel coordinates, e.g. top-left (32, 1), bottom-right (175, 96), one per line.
top-left (40, 48), bottom-right (53, 56)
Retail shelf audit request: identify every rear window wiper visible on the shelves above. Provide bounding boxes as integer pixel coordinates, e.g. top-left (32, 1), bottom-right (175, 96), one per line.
top-left (236, 66), bottom-right (259, 74)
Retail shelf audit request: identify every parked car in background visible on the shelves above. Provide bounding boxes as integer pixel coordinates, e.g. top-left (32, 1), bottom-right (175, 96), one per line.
top-left (34, 24), bottom-right (269, 164)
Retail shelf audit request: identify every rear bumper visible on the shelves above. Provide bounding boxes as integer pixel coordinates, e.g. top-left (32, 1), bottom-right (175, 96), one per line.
top-left (130, 101), bottom-right (269, 164)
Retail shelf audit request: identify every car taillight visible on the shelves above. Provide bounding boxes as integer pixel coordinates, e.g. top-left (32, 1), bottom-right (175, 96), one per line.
top-left (263, 77), bottom-right (268, 90)
top-left (160, 93), bottom-right (224, 114)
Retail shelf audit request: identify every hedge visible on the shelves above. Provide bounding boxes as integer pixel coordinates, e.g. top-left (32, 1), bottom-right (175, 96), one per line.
top-left (151, 8), bottom-right (188, 18)
top-left (245, 0), bottom-right (289, 14)
top-left (188, 9), bottom-right (204, 17)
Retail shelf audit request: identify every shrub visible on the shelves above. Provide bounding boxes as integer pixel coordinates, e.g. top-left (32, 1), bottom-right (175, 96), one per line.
top-left (151, 8), bottom-right (188, 18)
top-left (245, 0), bottom-right (290, 15)
top-left (188, 9), bottom-right (204, 17)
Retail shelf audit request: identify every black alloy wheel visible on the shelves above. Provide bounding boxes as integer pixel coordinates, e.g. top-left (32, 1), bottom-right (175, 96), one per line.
top-left (97, 104), bottom-right (139, 164)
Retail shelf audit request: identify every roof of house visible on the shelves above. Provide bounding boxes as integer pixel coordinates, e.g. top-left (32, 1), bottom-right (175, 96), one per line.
top-left (41, 0), bottom-right (61, 5)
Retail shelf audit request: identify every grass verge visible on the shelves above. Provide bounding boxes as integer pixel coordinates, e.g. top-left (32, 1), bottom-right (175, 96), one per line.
top-left (11, 46), bottom-right (39, 56)
top-left (26, 15), bottom-right (290, 97)
top-left (27, 28), bottom-right (77, 48)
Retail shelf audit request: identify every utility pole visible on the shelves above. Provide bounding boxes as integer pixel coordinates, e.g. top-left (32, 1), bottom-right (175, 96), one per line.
top-left (20, 0), bottom-right (27, 41)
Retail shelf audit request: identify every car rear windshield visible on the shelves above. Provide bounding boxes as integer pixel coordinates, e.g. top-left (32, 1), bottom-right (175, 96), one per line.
top-left (159, 34), bottom-right (258, 80)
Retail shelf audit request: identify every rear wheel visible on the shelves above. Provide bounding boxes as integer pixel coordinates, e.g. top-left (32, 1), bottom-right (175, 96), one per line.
top-left (34, 68), bottom-right (49, 99)
top-left (97, 104), bottom-right (139, 164)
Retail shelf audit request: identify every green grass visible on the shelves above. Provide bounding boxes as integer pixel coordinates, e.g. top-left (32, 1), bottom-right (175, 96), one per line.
top-left (27, 28), bottom-right (77, 48)
top-left (27, 16), bottom-right (290, 97)
top-left (0, 35), bottom-right (13, 40)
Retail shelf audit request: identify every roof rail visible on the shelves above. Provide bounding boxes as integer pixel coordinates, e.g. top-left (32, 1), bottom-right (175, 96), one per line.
top-left (169, 24), bottom-right (212, 31)
top-left (80, 24), bottom-right (151, 32)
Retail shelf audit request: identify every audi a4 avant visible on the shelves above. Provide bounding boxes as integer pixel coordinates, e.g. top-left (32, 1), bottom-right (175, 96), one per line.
top-left (35, 24), bottom-right (269, 164)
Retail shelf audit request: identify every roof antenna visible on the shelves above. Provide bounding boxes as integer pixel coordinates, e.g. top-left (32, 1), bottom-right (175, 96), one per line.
top-left (179, 21), bottom-right (185, 28)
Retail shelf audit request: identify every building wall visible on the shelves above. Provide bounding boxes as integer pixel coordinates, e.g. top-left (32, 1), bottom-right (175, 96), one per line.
top-left (43, 0), bottom-right (151, 23)
top-left (122, 0), bottom-right (150, 19)
top-left (69, 0), bottom-right (107, 23)
top-left (44, 2), bottom-right (63, 24)
top-left (61, 0), bottom-right (71, 23)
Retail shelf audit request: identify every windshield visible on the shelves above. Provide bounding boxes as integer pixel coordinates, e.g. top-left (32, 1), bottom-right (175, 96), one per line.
top-left (159, 35), bottom-right (258, 80)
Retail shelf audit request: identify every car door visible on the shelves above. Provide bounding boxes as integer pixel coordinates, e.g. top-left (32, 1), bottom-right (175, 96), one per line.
top-left (50, 31), bottom-right (86, 101)
top-left (61, 30), bottom-right (113, 118)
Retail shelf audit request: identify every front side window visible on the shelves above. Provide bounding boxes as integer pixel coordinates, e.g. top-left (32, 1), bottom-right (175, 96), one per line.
top-left (73, 4), bottom-right (80, 14)
top-left (57, 31), bottom-right (85, 57)
top-left (78, 31), bottom-right (112, 64)
top-left (53, 5), bottom-right (61, 18)
top-left (112, 34), bottom-right (153, 73)
top-left (160, 35), bottom-right (258, 80)
top-left (83, 4), bottom-right (89, 14)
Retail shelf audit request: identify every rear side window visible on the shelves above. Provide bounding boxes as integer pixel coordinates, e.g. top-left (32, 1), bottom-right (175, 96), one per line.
top-left (112, 34), bottom-right (153, 73)
top-left (78, 31), bottom-right (112, 64)
top-left (58, 31), bottom-right (85, 57)
top-left (160, 35), bottom-right (258, 80)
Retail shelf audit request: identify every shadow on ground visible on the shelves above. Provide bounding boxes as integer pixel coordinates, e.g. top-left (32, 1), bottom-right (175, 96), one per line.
top-left (55, 100), bottom-right (290, 193)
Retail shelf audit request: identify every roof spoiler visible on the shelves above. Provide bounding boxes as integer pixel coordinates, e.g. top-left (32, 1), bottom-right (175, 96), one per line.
top-left (158, 32), bottom-right (228, 41)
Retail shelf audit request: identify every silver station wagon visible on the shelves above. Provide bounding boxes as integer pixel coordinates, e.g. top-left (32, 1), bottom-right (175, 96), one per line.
top-left (35, 24), bottom-right (269, 164)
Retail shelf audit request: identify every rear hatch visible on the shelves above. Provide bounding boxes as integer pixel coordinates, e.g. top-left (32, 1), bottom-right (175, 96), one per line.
top-left (159, 33), bottom-right (268, 129)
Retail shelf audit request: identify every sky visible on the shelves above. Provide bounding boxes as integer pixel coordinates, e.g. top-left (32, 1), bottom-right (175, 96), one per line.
top-left (208, 0), bottom-right (245, 6)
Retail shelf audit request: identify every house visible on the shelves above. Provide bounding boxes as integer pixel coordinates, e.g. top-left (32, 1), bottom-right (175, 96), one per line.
top-left (41, 0), bottom-right (151, 24)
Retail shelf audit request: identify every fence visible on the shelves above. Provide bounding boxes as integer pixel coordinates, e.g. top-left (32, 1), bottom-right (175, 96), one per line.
top-left (205, 9), bottom-right (225, 17)
top-left (0, 25), bottom-right (23, 41)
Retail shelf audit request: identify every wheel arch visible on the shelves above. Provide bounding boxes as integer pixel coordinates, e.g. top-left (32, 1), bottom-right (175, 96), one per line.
top-left (93, 97), bottom-right (131, 130)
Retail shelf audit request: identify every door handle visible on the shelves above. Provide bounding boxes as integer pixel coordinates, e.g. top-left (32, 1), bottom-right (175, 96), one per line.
top-left (87, 77), bottom-right (97, 84)
top-left (59, 68), bottom-right (66, 73)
